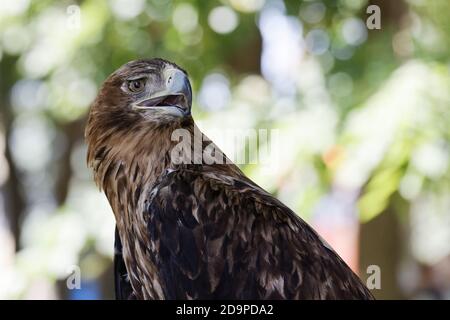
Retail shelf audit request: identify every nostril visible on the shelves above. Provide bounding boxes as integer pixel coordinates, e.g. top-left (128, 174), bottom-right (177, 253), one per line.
top-left (167, 76), bottom-right (173, 85)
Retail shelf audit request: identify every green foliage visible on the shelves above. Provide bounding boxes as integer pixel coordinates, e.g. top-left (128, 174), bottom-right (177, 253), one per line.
top-left (0, 0), bottom-right (449, 298)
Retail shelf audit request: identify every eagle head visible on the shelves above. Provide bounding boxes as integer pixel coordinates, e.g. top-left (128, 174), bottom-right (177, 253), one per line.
top-left (89, 58), bottom-right (192, 130)
top-left (85, 58), bottom-right (194, 189)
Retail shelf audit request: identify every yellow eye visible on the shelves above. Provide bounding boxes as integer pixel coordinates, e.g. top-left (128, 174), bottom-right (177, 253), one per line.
top-left (127, 78), bottom-right (146, 93)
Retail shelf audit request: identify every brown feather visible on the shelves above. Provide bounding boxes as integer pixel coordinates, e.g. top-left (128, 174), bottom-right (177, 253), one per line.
top-left (86, 58), bottom-right (374, 300)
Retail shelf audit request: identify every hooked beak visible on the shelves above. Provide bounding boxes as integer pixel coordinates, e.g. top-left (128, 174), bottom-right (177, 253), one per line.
top-left (134, 68), bottom-right (192, 115)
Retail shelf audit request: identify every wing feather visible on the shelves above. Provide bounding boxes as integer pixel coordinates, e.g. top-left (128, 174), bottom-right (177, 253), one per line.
top-left (145, 168), bottom-right (374, 300)
top-left (114, 226), bottom-right (135, 299)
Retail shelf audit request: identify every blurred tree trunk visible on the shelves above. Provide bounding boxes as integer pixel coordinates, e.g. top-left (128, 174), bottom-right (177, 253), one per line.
top-left (357, 0), bottom-right (409, 300)
top-left (360, 207), bottom-right (405, 299)
top-left (369, 0), bottom-right (408, 26)
top-left (54, 118), bottom-right (85, 205)
top-left (3, 137), bottom-right (25, 251)
top-left (0, 56), bottom-right (25, 251)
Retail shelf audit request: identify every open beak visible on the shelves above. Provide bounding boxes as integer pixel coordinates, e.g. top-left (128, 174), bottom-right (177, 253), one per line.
top-left (135, 68), bottom-right (192, 114)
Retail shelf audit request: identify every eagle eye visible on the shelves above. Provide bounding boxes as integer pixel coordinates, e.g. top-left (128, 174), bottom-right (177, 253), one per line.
top-left (127, 78), bottom-right (146, 93)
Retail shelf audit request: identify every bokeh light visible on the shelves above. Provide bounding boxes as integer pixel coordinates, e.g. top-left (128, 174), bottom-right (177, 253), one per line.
top-left (0, 0), bottom-right (449, 300)
top-left (208, 6), bottom-right (239, 34)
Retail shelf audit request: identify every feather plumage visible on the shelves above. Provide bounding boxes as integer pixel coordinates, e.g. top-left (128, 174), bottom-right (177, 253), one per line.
top-left (85, 58), bottom-right (374, 300)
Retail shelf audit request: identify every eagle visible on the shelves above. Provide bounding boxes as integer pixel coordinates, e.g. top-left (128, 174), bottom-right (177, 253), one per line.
top-left (85, 58), bottom-right (374, 300)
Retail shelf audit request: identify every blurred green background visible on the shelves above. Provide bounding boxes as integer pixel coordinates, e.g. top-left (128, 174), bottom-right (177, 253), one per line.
top-left (0, 0), bottom-right (449, 299)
